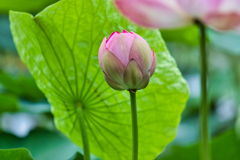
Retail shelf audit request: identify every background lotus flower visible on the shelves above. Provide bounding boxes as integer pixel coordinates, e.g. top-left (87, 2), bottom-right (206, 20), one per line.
top-left (115, 0), bottom-right (240, 30)
top-left (98, 30), bottom-right (156, 91)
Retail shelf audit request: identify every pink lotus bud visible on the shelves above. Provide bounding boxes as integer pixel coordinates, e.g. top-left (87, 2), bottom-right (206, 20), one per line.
top-left (98, 30), bottom-right (156, 90)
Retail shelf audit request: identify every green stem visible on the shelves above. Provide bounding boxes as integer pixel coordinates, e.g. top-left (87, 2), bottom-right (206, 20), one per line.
top-left (198, 22), bottom-right (210, 160)
top-left (77, 105), bottom-right (90, 160)
top-left (129, 90), bottom-right (138, 160)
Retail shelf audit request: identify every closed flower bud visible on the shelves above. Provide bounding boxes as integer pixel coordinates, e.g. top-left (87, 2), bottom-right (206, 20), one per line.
top-left (98, 30), bottom-right (156, 91)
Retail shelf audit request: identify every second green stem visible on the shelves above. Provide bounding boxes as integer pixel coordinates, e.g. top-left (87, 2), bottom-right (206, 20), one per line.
top-left (198, 22), bottom-right (210, 160)
top-left (129, 90), bottom-right (138, 160)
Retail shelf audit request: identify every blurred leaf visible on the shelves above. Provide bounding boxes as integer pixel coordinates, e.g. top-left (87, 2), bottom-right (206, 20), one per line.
top-left (0, 0), bottom-right (58, 14)
top-left (16, 75), bottom-right (45, 101)
top-left (0, 129), bottom-right (84, 160)
top-left (211, 130), bottom-right (240, 160)
top-left (208, 29), bottom-right (240, 55)
top-left (161, 25), bottom-right (199, 46)
top-left (165, 43), bottom-right (199, 75)
top-left (158, 129), bottom-right (240, 160)
top-left (0, 72), bottom-right (45, 101)
top-left (10, 0), bottom-right (189, 159)
top-left (69, 152), bottom-right (84, 160)
top-left (0, 16), bottom-right (16, 51)
top-left (208, 71), bottom-right (235, 100)
top-left (236, 117), bottom-right (240, 139)
top-left (19, 101), bottom-right (50, 113)
top-left (0, 72), bottom-right (22, 94)
top-left (0, 93), bottom-right (19, 113)
top-left (0, 148), bottom-right (33, 160)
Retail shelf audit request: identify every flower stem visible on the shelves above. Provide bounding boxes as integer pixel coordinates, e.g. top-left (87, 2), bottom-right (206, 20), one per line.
top-left (198, 22), bottom-right (211, 160)
top-left (129, 90), bottom-right (138, 160)
top-left (76, 105), bottom-right (90, 160)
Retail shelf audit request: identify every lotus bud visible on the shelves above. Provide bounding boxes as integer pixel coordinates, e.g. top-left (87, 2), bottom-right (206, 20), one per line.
top-left (98, 30), bottom-right (156, 91)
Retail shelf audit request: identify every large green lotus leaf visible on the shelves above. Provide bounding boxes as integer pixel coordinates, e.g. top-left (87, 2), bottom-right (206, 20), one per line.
top-left (10, 0), bottom-right (189, 159)
top-left (0, 148), bottom-right (33, 160)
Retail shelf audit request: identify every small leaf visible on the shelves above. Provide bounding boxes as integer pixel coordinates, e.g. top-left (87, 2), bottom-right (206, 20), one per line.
top-left (0, 129), bottom-right (83, 160)
top-left (69, 152), bottom-right (84, 160)
top-left (0, 148), bottom-right (33, 160)
top-left (10, 0), bottom-right (189, 159)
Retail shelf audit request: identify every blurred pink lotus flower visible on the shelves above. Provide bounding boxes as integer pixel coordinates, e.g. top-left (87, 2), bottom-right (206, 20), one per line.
top-left (115, 0), bottom-right (240, 30)
top-left (98, 30), bottom-right (156, 90)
